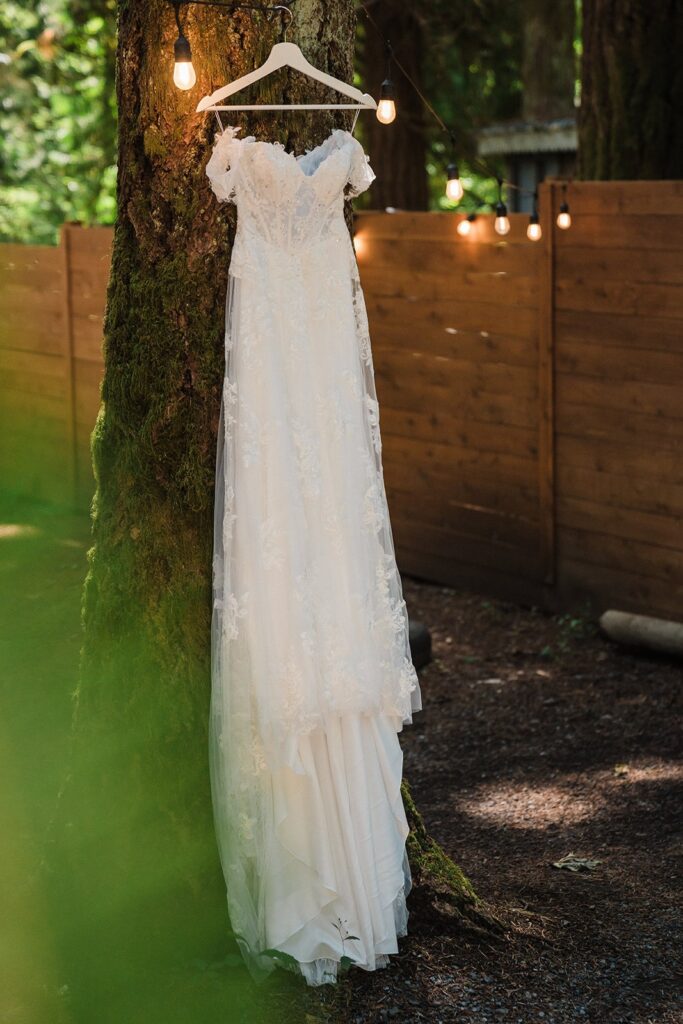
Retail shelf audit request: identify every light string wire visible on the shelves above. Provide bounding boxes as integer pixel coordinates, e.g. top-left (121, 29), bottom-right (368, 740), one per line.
top-left (171, 0), bottom-right (568, 215)
top-left (358, 0), bottom-right (560, 206)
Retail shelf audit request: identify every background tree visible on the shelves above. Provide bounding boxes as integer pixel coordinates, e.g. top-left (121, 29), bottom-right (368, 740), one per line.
top-left (521, 0), bottom-right (575, 122)
top-left (578, 0), bottom-right (683, 179)
top-left (51, 2), bottom-right (496, 1021)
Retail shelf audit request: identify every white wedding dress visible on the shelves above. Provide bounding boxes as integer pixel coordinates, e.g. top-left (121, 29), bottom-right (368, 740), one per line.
top-left (207, 125), bottom-right (422, 987)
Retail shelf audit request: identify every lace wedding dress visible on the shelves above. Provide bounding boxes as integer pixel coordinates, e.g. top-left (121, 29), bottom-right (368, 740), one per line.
top-left (207, 125), bottom-right (422, 987)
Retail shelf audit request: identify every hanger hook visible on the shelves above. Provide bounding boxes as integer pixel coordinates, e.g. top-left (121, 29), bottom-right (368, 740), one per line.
top-left (271, 5), bottom-right (293, 42)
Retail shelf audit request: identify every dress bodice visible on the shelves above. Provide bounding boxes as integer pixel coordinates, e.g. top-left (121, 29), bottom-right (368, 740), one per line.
top-left (206, 127), bottom-right (375, 265)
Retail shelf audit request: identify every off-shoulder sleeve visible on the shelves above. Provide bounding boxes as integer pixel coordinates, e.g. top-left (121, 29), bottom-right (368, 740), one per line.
top-left (206, 126), bottom-right (242, 204)
top-left (345, 138), bottom-right (376, 198)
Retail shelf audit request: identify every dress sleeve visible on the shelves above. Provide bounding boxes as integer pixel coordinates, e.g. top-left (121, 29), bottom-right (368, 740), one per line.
top-left (345, 138), bottom-right (376, 198)
top-left (206, 126), bottom-right (242, 204)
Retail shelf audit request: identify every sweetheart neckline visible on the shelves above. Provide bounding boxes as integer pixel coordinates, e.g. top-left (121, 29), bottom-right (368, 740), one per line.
top-left (226, 127), bottom-right (355, 179)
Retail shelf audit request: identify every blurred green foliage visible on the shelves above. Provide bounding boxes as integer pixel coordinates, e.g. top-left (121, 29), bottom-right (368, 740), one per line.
top-left (0, 0), bottom-right (117, 244)
top-left (423, 0), bottom-right (524, 211)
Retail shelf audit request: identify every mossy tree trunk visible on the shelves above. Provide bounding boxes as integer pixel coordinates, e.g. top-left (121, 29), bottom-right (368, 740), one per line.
top-left (55, 1), bottom-right (490, 1018)
top-left (578, 0), bottom-right (683, 179)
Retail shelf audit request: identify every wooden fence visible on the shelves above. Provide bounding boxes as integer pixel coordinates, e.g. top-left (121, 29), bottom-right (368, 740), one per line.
top-left (1, 181), bottom-right (682, 620)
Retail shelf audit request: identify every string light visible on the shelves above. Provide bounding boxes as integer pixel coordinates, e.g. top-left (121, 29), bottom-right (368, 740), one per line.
top-left (376, 41), bottom-right (397, 124)
top-left (172, 2), bottom-right (196, 89)
top-left (446, 160), bottom-right (463, 202)
top-left (557, 184), bottom-right (571, 229)
top-left (358, 2), bottom-right (573, 231)
top-left (170, 1), bottom-right (294, 90)
top-left (527, 192), bottom-right (542, 241)
top-left (168, 0), bottom-right (574, 234)
top-left (457, 213), bottom-right (476, 237)
top-left (494, 180), bottom-right (510, 236)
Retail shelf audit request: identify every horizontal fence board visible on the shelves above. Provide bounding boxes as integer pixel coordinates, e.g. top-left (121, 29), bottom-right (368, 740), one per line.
top-left (360, 263), bottom-right (539, 308)
top-left (0, 387), bottom-right (66, 427)
top-left (361, 236), bottom-right (542, 277)
top-left (555, 278), bottom-right (683, 319)
top-left (556, 245), bottom-right (683, 286)
top-left (556, 214), bottom-right (683, 251)
top-left (556, 338), bottom-right (683, 385)
top-left (392, 516), bottom-right (546, 580)
top-left (356, 210), bottom-right (540, 247)
top-left (559, 526), bottom-right (683, 585)
top-left (555, 371), bottom-right (683, 420)
top-left (366, 295), bottom-right (539, 340)
top-left (374, 348), bottom-right (538, 400)
top-left (557, 463), bottom-right (683, 519)
top-left (556, 434), bottom-right (683, 485)
top-left (396, 545), bottom-right (547, 607)
top-left (555, 309), bottom-right (683, 354)
top-left (556, 401), bottom-right (683, 449)
top-left (385, 483), bottom-right (538, 549)
top-left (372, 323), bottom-right (537, 367)
top-left (0, 309), bottom-right (65, 356)
top-left (557, 495), bottom-right (683, 551)
top-left (559, 181), bottom-right (683, 216)
top-left (557, 558), bottom-right (683, 620)
top-left (380, 405), bottom-right (538, 459)
top-left (383, 451), bottom-right (539, 521)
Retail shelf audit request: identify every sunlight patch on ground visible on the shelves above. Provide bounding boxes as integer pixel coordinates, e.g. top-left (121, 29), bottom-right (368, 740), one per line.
top-left (457, 761), bottom-right (682, 829)
top-left (458, 780), bottom-right (604, 827)
top-left (0, 523), bottom-right (42, 540)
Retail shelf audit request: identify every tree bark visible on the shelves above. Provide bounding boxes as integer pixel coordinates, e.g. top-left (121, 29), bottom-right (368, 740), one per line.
top-left (578, 0), bottom-right (683, 179)
top-left (521, 0), bottom-right (575, 122)
top-left (360, 4), bottom-right (430, 210)
top-left (50, 2), bottom-right (491, 1017)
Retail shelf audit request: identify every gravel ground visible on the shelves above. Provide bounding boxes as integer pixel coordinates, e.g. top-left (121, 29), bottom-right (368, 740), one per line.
top-left (295, 577), bottom-right (682, 1024)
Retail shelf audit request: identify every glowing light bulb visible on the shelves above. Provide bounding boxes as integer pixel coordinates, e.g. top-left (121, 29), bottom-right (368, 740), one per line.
top-left (446, 163), bottom-right (463, 202)
top-left (556, 201), bottom-right (571, 229)
top-left (174, 60), bottom-right (196, 90)
top-left (353, 233), bottom-right (366, 257)
top-left (457, 214), bottom-right (475, 237)
top-left (376, 79), bottom-right (396, 124)
top-left (173, 33), bottom-right (196, 90)
top-left (527, 212), bottom-right (542, 241)
top-left (494, 200), bottom-right (510, 236)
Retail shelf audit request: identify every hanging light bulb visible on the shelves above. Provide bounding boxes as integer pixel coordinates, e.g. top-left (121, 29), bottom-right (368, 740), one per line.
top-left (527, 194), bottom-right (542, 241)
top-left (173, 3), bottom-right (196, 90)
top-left (457, 213), bottom-right (476, 237)
top-left (376, 40), bottom-right (396, 124)
top-left (494, 202), bottom-right (510, 235)
top-left (494, 178), bottom-right (510, 235)
top-left (556, 184), bottom-right (571, 229)
top-left (556, 201), bottom-right (571, 229)
top-left (527, 211), bottom-right (542, 241)
top-left (446, 162), bottom-right (464, 202)
top-left (377, 81), bottom-right (396, 124)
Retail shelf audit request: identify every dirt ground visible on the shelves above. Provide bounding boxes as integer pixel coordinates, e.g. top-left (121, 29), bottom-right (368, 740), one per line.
top-left (3, 494), bottom-right (680, 1023)
top-left (301, 576), bottom-right (682, 1024)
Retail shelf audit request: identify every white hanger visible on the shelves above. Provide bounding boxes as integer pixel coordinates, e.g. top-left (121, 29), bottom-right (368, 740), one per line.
top-left (196, 9), bottom-right (376, 115)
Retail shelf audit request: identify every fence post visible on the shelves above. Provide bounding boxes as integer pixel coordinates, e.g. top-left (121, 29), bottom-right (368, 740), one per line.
top-left (59, 223), bottom-right (78, 507)
top-left (537, 181), bottom-right (556, 588)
